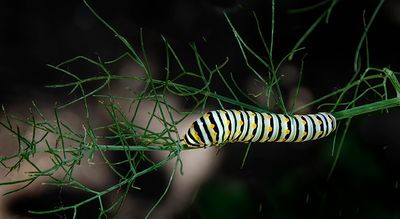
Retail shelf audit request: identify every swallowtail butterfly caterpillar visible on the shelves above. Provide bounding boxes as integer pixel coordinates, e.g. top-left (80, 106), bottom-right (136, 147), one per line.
top-left (183, 109), bottom-right (336, 148)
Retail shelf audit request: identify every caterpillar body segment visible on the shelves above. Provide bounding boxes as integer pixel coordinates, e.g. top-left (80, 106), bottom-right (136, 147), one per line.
top-left (183, 109), bottom-right (337, 148)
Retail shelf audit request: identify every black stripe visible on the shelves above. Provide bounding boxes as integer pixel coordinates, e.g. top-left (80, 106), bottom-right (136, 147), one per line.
top-left (227, 110), bottom-right (235, 140)
top-left (253, 113), bottom-right (264, 142)
top-left (292, 116), bottom-right (300, 142)
top-left (324, 113), bottom-right (333, 133)
top-left (237, 111), bottom-right (247, 141)
top-left (193, 121), bottom-right (204, 144)
top-left (199, 117), bottom-right (213, 144)
top-left (215, 111), bottom-right (226, 144)
top-left (250, 112), bottom-right (258, 142)
top-left (208, 112), bottom-right (218, 142)
top-left (267, 113), bottom-right (274, 140)
top-left (329, 114), bottom-right (336, 130)
top-left (185, 134), bottom-right (200, 147)
top-left (275, 114), bottom-right (283, 141)
top-left (284, 115), bottom-right (291, 141)
top-left (309, 115), bottom-right (318, 139)
top-left (244, 111), bottom-right (252, 140)
top-left (187, 130), bottom-right (197, 144)
top-left (316, 114), bottom-right (324, 138)
top-left (318, 114), bottom-right (328, 137)
top-left (301, 115), bottom-right (308, 141)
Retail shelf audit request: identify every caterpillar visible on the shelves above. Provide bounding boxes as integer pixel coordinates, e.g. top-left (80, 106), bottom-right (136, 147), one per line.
top-left (183, 109), bottom-right (336, 148)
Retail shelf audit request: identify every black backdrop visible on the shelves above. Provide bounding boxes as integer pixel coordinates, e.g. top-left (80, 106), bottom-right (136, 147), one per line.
top-left (1, 0), bottom-right (400, 218)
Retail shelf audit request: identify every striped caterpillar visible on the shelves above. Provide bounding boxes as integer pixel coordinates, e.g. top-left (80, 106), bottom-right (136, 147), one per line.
top-left (183, 109), bottom-right (336, 148)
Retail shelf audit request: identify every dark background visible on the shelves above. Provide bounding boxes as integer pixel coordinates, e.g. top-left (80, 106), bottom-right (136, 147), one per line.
top-left (1, 0), bottom-right (400, 218)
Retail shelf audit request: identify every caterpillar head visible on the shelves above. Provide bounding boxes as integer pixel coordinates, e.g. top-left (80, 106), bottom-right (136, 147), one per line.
top-left (182, 119), bottom-right (205, 148)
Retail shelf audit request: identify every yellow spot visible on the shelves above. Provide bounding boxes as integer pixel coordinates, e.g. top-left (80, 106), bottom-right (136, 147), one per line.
top-left (303, 131), bottom-right (308, 136)
top-left (221, 111), bottom-right (227, 114)
top-left (318, 131), bottom-right (323, 136)
top-left (213, 132), bottom-right (218, 138)
top-left (250, 134), bottom-right (254, 138)
top-left (250, 112), bottom-right (255, 116)
top-left (267, 115), bottom-right (272, 119)
top-left (318, 120), bottom-right (322, 125)
top-left (252, 123), bottom-right (257, 129)
top-left (239, 120), bottom-right (244, 126)
top-left (204, 113), bottom-right (210, 118)
top-left (302, 119), bottom-right (307, 125)
top-left (193, 131), bottom-right (201, 141)
top-left (227, 130), bottom-right (231, 135)
top-left (235, 111), bottom-right (241, 115)
top-left (284, 117), bottom-right (289, 123)
top-left (210, 124), bottom-right (215, 129)
top-left (285, 129), bottom-right (290, 134)
top-left (268, 126), bottom-right (272, 132)
top-left (226, 120), bottom-right (230, 126)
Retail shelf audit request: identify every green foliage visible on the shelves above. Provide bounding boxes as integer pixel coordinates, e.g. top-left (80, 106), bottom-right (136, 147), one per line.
top-left (1, 0), bottom-right (399, 218)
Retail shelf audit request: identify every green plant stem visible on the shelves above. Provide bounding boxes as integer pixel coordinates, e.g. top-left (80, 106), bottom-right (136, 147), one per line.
top-left (332, 97), bottom-right (400, 120)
